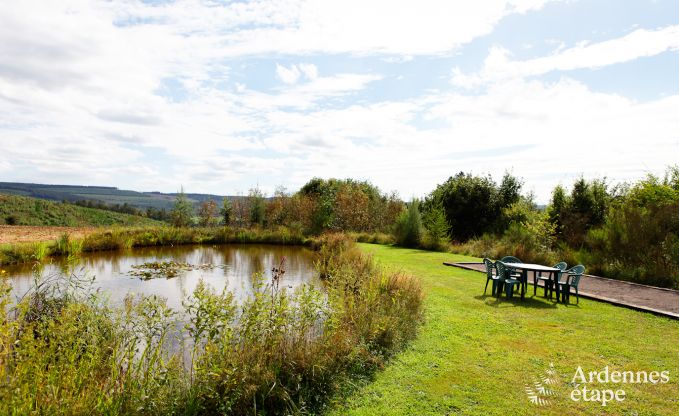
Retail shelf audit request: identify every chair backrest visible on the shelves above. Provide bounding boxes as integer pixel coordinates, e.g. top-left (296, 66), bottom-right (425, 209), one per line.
top-left (495, 261), bottom-right (509, 280)
top-left (553, 261), bottom-right (567, 278)
top-left (566, 264), bottom-right (585, 286)
top-left (483, 258), bottom-right (496, 279)
top-left (553, 262), bottom-right (568, 271)
top-left (500, 256), bottom-right (522, 264)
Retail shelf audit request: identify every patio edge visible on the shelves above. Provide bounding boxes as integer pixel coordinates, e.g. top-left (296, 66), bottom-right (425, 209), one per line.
top-left (443, 262), bottom-right (679, 321)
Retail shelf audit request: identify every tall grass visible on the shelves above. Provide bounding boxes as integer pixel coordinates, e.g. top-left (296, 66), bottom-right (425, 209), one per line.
top-left (0, 234), bottom-right (423, 414)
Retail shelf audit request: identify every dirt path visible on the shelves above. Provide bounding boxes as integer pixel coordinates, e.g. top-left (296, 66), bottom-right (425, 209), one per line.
top-left (445, 262), bottom-right (679, 320)
top-left (0, 226), bottom-right (97, 244)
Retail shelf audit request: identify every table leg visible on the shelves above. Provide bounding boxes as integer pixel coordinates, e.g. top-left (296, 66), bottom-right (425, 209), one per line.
top-left (521, 270), bottom-right (527, 299)
top-left (554, 270), bottom-right (560, 302)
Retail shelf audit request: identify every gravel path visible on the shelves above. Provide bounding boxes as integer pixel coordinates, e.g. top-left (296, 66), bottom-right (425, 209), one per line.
top-left (444, 262), bottom-right (679, 320)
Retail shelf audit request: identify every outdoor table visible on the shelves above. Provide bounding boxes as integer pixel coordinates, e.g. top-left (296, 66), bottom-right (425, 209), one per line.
top-left (502, 263), bottom-right (561, 300)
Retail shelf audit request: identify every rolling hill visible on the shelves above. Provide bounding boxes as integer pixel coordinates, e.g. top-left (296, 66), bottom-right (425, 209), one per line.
top-left (0, 194), bottom-right (164, 227)
top-left (0, 182), bottom-right (230, 210)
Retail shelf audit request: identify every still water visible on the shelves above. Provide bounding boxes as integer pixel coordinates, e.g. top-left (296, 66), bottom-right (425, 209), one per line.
top-left (5, 244), bottom-right (320, 310)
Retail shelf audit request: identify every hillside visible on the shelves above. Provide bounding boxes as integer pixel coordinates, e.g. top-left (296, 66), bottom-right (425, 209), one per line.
top-left (0, 182), bottom-right (230, 210)
top-left (0, 194), bottom-right (164, 227)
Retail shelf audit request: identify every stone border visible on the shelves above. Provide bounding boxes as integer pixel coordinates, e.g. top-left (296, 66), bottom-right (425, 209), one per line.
top-left (444, 262), bottom-right (679, 321)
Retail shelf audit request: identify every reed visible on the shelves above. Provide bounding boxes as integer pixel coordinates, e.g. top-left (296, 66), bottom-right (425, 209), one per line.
top-left (0, 235), bottom-right (423, 415)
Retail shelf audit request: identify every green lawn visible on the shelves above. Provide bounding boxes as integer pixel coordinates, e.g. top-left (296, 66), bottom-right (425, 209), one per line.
top-left (330, 244), bottom-right (679, 415)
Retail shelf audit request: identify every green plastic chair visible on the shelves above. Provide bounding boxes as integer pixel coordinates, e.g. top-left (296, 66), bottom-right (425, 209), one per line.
top-left (534, 262), bottom-right (567, 297)
top-left (496, 261), bottom-right (521, 299)
top-left (483, 258), bottom-right (504, 296)
top-left (500, 256), bottom-right (521, 263)
top-left (557, 265), bottom-right (585, 303)
top-left (500, 256), bottom-right (524, 290)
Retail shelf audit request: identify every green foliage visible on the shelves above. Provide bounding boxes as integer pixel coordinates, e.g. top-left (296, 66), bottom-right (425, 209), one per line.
top-left (0, 235), bottom-right (423, 415)
top-left (547, 184), bottom-right (567, 235)
top-left (421, 203), bottom-right (450, 251)
top-left (170, 187), bottom-right (194, 227)
top-left (548, 177), bottom-right (611, 246)
top-left (328, 245), bottom-right (679, 416)
top-left (0, 194), bottom-right (162, 227)
top-left (587, 168), bottom-right (679, 287)
top-left (248, 187), bottom-right (266, 226)
top-left (393, 199), bottom-right (424, 248)
top-left (298, 177), bottom-right (403, 234)
top-left (459, 168), bottom-right (679, 288)
top-left (220, 197), bottom-right (232, 225)
top-left (423, 171), bottom-right (522, 241)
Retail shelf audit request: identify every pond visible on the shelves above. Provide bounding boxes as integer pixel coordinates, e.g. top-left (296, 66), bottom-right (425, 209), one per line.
top-left (5, 244), bottom-right (320, 310)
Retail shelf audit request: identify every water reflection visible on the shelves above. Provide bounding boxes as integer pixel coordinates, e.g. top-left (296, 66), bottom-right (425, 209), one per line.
top-left (6, 244), bottom-right (319, 310)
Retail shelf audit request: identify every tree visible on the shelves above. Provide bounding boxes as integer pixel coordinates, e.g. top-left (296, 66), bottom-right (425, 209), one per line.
top-left (220, 197), bottom-right (232, 226)
top-left (265, 186), bottom-right (290, 228)
top-left (423, 172), bottom-right (522, 241)
top-left (547, 185), bottom-right (567, 236)
top-left (231, 193), bottom-right (249, 227)
top-left (198, 199), bottom-right (218, 227)
top-left (422, 203), bottom-right (450, 250)
top-left (548, 177), bottom-right (611, 246)
top-left (170, 187), bottom-right (193, 227)
top-left (248, 187), bottom-right (266, 226)
top-left (297, 177), bottom-right (401, 234)
top-left (393, 199), bottom-right (424, 248)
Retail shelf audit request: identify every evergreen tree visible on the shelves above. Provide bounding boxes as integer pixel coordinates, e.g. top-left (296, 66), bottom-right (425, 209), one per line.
top-left (170, 187), bottom-right (193, 227)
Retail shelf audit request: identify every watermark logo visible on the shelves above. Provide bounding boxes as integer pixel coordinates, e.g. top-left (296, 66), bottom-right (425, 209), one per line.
top-left (525, 362), bottom-right (559, 406)
top-left (525, 363), bottom-right (671, 407)
top-left (569, 366), bottom-right (670, 407)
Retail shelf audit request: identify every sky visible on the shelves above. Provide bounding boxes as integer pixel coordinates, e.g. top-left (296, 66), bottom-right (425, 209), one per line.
top-left (1, 0), bottom-right (678, 203)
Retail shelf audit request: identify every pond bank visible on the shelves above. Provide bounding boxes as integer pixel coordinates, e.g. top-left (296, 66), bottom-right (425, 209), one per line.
top-left (0, 226), bottom-right (314, 267)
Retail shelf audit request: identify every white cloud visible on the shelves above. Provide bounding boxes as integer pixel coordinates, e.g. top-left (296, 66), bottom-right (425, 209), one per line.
top-left (276, 64), bottom-right (302, 85)
top-left (276, 63), bottom-right (319, 85)
top-left (240, 73), bottom-right (382, 110)
top-left (453, 25), bottom-right (679, 87)
top-left (218, 0), bottom-right (552, 56)
top-left (1, 0), bottom-right (676, 203)
top-left (298, 63), bottom-right (319, 80)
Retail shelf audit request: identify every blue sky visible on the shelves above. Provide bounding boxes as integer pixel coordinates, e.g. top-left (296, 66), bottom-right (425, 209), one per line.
top-left (1, 0), bottom-right (678, 203)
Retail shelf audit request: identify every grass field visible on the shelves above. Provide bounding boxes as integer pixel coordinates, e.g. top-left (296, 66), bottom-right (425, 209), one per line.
top-left (330, 244), bottom-right (679, 415)
top-left (0, 194), bottom-right (162, 227)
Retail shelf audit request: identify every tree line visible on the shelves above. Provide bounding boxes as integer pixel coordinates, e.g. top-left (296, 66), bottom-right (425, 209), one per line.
top-left (168, 179), bottom-right (404, 235)
top-left (164, 167), bottom-right (678, 288)
top-left (396, 167), bottom-right (678, 288)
